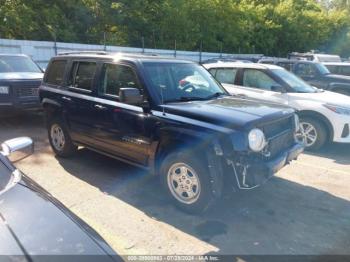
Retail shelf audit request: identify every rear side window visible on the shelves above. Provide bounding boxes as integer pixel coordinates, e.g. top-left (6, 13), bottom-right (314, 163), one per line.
top-left (215, 68), bottom-right (237, 84)
top-left (100, 63), bottom-right (141, 97)
top-left (70, 62), bottom-right (97, 91)
top-left (45, 60), bottom-right (67, 85)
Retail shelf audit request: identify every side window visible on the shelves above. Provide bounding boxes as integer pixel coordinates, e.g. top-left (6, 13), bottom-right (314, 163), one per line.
top-left (100, 63), bottom-right (141, 97)
top-left (340, 66), bottom-right (350, 76)
top-left (277, 62), bottom-right (293, 72)
top-left (215, 68), bottom-right (237, 84)
top-left (70, 62), bottom-right (96, 91)
top-left (45, 60), bottom-right (67, 85)
top-left (325, 65), bottom-right (337, 74)
top-left (243, 69), bottom-right (278, 91)
top-left (295, 63), bottom-right (317, 77)
top-left (208, 68), bottom-right (217, 77)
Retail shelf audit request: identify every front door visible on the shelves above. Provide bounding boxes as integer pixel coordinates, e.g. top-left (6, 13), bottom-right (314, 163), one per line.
top-left (92, 62), bottom-right (155, 166)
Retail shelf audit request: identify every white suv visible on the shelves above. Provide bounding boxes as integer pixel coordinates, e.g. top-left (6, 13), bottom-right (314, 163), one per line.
top-left (204, 63), bottom-right (350, 150)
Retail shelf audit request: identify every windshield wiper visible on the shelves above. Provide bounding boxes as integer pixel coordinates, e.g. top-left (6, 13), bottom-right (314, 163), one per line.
top-left (164, 96), bottom-right (207, 103)
top-left (204, 92), bottom-right (227, 100)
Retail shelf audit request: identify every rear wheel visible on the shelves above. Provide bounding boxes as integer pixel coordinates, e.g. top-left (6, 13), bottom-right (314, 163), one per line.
top-left (160, 151), bottom-right (219, 214)
top-left (296, 117), bottom-right (327, 150)
top-left (48, 117), bottom-right (77, 157)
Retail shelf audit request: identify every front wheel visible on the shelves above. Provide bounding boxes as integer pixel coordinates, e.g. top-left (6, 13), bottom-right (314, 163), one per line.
top-left (160, 151), bottom-right (219, 214)
top-left (295, 117), bottom-right (327, 150)
top-left (48, 117), bottom-right (77, 157)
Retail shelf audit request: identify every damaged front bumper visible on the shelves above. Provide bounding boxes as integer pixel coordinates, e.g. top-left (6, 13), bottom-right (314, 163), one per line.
top-left (227, 143), bottom-right (304, 190)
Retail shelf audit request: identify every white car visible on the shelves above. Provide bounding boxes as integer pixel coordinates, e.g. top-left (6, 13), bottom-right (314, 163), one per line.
top-left (204, 62), bottom-right (350, 150)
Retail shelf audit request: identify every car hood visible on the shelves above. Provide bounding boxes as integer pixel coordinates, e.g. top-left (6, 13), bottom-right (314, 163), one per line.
top-left (161, 96), bottom-right (294, 131)
top-left (0, 176), bottom-right (118, 259)
top-left (0, 72), bottom-right (43, 80)
top-left (325, 74), bottom-right (350, 82)
top-left (289, 90), bottom-right (350, 107)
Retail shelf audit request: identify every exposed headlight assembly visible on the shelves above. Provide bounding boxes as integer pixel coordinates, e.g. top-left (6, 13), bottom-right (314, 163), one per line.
top-left (248, 128), bottom-right (267, 152)
top-left (324, 104), bottom-right (350, 116)
top-left (0, 86), bottom-right (9, 94)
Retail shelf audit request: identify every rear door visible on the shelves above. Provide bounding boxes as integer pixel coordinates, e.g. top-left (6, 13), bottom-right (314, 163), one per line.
top-left (64, 60), bottom-right (98, 143)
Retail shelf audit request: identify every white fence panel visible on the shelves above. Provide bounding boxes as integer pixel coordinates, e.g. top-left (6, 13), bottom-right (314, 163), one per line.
top-left (0, 38), bottom-right (263, 69)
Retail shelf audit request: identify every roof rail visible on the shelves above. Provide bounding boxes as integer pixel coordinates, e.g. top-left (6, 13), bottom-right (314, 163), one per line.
top-left (58, 51), bottom-right (108, 56)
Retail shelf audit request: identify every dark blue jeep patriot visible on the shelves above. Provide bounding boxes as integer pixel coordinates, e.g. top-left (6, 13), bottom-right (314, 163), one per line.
top-left (39, 52), bottom-right (304, 213)
top-left (0, 54), bottom-right (43, 114)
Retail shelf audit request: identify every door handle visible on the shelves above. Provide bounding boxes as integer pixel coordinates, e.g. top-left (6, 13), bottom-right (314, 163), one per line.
top-left (94, 104), bottom-right (107, 110)
top-left (236, 93), bottom-right (247, 98)
top-left (62, 96), bottom-right (72, 102)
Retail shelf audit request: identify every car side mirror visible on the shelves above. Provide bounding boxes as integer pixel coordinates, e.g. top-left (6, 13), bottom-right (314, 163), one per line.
top-left (119, 88), bottom-right (143, 105)
top-left (1, 137), bottom-right (33, 163)
top-left (271, 85), bottom-right (287, 93)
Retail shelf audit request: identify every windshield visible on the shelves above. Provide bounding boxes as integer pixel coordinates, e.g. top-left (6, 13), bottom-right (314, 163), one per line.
top-left (315, 63), bottom-right (330, 75)
top-left (272, 69), bottom-right (318, 93)
top-left (0, 56), bottom-right (42, 73)
top-left (143, 63), bottom-right (228, 103)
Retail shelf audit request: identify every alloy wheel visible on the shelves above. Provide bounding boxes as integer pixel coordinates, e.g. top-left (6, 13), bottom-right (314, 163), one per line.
top-left (296, 122), bottom-right (318, 147)
top-left (167, 163), bottom-right (201, 204)
top-left (50, 124), bottom-right (66, 151)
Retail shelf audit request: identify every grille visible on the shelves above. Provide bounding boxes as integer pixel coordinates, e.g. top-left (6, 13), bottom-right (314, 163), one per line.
top-left (259, 116), bottom-right (293, 138)
top-left (267, 130), bottom-right (294, 158)
top-left (258, 116), bottom-right (295, 158)
top-left (16, 87), bottom-right (39, 97)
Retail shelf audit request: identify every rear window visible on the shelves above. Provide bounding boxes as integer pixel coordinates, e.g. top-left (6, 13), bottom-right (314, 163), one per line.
top-left (45, 60), bottom-right (67, 86)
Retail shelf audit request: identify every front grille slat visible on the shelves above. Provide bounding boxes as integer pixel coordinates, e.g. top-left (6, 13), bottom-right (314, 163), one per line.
top-left (17, 87), bottom-right (38, 97)
top-left (11, 81), bottom-right (41, 98)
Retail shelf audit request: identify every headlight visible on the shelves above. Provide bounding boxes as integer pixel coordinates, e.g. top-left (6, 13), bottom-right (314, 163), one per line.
top-left (248, 128), bottom-right (267, 152)
top-left (294, 114), bottom-right (300, 131)
top-left (0, 86), bottom-right (9, 94)
top-left (324, 104), bottom-right (350, 116)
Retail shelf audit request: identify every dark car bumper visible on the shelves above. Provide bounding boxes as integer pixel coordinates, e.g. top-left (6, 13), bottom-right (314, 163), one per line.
top-left (229, 143), bottom-right (304, 189)
top-left (0, 92), bottom-right (41, 114)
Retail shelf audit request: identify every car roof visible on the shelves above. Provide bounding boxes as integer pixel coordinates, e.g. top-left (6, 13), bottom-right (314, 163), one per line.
top-left (203, 62), bottom-right (283, 70)
top-left (55, 52), bottom-right (194, 64)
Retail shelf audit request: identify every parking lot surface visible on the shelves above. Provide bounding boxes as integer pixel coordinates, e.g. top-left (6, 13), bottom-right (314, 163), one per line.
top-left (1, 112), bottom-right (350, 256)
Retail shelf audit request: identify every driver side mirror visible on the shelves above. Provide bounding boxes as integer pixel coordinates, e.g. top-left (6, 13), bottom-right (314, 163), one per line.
top-left (119, 88), bottom-right (143, 105)
top-left (1, 137), bottom-right (33, 163)
top-left (271, 85), bottom-right (287, 93)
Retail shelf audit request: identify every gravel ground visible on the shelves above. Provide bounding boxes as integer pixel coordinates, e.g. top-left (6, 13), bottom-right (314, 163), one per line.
top-left (1, 112), bottom-right (350, 256)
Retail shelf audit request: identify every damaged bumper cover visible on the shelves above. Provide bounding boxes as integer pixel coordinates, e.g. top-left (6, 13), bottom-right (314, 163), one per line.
top-left (228, 143), bottom-right (304, 190)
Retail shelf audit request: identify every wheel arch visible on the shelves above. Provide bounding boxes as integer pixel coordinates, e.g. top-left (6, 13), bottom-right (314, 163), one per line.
top-left (297, 110), bottom-right (334, 142)
top-left (154, 129), bottom-right (225, 199)
top-left (42, 98), bottom-right (63, 119)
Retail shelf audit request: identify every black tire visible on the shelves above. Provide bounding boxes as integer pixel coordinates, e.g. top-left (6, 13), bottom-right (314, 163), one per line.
top-left (47, 117), bottom-right (77, 157)
top-left (299, 117), bottom-right (328, 151)
top-left (159, 151), bottom-right (219, 214)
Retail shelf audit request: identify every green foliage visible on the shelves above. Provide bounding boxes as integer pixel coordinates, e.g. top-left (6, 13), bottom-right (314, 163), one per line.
top-left (0, 0), bottom-right (349, 56)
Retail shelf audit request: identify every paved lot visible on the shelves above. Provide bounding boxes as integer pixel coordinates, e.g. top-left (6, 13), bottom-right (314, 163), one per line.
top-left (1, 112), bottom-right (350, 256)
